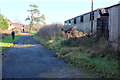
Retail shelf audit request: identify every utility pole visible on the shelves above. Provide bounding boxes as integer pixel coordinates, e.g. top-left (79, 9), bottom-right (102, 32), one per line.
top-left (91, 0), bottom-right (93, 34)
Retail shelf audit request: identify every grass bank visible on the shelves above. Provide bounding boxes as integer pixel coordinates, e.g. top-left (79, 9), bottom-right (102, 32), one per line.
top-left (34, 24), bottom-right (119, 79)
top-left (34, 36), bottom-right (119, 78)
top-left (28, 31), bottom-right (37, 35)
top-left (0, 35), bottom-right (21, 53)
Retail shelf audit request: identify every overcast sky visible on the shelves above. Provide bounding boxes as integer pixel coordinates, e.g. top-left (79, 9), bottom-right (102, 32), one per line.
top-left (0, 0), bottom-right (119, 24)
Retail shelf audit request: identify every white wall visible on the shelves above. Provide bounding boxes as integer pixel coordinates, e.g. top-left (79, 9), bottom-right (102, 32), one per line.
top-left (108, 5), bottom-right (120, 49)
top-left (64, 4), bottom-right (120, 50)
top-left (65, 10), bottom-right (99, 33)
top-left (108, 6), bottom-right (119, 42)
top-left (8, 24), bottom-right (15, 30)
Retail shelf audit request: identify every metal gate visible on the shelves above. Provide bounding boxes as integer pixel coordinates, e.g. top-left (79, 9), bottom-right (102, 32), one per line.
top-left (97, 18), bottom-right (109, 39)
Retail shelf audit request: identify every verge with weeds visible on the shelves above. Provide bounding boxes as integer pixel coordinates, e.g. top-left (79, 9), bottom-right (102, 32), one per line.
top-left (0, 35), bottom-right (21, 53)
top-left (34, 24), bottom-right (119, 78)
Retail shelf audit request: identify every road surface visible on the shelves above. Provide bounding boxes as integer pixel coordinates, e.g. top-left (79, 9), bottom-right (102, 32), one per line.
top-left (2, 35), bottom-right (94, 78)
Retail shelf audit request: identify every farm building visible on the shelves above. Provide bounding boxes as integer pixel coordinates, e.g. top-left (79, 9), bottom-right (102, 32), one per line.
top-left (7, 20), bottom-right (15, 30)
top-left (64, 3), bottom-right (120, 50)
top-left (12, 23), bottom-right (25, 31)
top-left (7, 20), bottom-right (27, 32)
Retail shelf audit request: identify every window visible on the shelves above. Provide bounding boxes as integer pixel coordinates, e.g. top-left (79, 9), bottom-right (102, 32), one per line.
top-left (74, 18), bottom-right (76, 24)
top-left (65, 21), bottom-right (67, 23)
top-left (90, 12), bottom-right (94, 21)
top-left (69, 20), bottom-right (71, 23)
top-left (80, 16), bottom-right (84, 22)
top-left (64, 21), bottom-right (67, 25)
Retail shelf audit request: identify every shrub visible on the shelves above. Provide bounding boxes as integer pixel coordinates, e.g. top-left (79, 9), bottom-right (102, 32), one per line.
top-left (61, 36), bottom-right (117, 59)
top-left (0, 14), bottom-right (8, 30)
top-left (36, 24), bottom-right (63, 40)
top-left (90, 38), bottom-right (117, 58)
top-left (61, 36), bottom-right (94, 47)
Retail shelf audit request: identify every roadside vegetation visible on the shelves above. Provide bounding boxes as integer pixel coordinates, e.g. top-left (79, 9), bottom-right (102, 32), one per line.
top-left (34, 24), bottom-right (119, 78)
top-left (0, 12), bottom-right (22, 53)
top-left (28, 31), bottom-right (37, 35)
top-left (0, 35), bottom-right (21, 53)
top-left (0, 12), bottom-right (8, 30)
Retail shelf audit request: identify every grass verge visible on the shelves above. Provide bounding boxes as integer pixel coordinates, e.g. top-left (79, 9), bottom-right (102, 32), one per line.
top-left (34, 24), bottom-right (119, 78)
top-left (0, 35), bottom-right (21, 53)
top-left (34, 35), bottom-right (119, 78)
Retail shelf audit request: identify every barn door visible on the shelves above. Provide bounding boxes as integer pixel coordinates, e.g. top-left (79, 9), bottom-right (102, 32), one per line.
top-left (97, 18), bottom-right (109, 39)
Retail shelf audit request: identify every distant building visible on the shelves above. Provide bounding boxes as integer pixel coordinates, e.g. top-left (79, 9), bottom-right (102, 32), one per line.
top-left (7, 20), bottom-right (15, 30)
top-left (12, 23), bottom-right (25, 31)
top-left (64, 3), bottom-right (120, 50)
top-left (7, 20), bottom-right (26, 32)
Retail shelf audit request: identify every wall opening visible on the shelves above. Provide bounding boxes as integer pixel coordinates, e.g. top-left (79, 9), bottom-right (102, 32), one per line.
top-left (69, 20), bottom-right (71, 23)
top-left (80, 16), bottom-right (84, 22)
top-left (74, 18), bottom-right (76, 24)
top-left (98, 8), bottom-right (109, 17)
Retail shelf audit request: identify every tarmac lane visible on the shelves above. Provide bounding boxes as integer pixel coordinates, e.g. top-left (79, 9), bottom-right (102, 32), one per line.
top-left (2, 35), bottom-right (94, 78)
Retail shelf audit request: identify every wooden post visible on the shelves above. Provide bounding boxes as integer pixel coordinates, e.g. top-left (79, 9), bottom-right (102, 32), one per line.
top-left (91, 0), bottom-right (94, 34)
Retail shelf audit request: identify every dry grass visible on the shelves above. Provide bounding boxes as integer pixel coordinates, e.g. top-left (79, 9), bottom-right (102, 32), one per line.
top-left (0, 30), bottom-right (11, 39)
top-left (90, 38), bottom-right (117, 58)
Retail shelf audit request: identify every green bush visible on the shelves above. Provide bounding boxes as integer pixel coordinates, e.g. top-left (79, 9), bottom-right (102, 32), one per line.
top-left (0, 14), bottom-right (8, 30)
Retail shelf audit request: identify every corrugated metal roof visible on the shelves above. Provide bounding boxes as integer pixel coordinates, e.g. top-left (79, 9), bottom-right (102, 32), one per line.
top-left (65, 9), bottom-right (97, 22)
top-left (105, 3), bottom-right (120, 9)
top-left (65, 3), bottom-right (120, 22)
